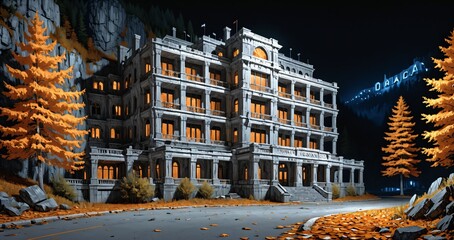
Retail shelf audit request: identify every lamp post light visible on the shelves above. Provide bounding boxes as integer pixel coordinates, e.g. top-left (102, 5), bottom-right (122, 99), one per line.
top-left (289, 48), bottom-right (292, 58)
top-left (297, 53), bottom-right (300, 61)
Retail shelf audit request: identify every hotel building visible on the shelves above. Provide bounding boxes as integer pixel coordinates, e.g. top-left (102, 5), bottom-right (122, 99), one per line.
top-left (69, 27), bottom-right (364, 202)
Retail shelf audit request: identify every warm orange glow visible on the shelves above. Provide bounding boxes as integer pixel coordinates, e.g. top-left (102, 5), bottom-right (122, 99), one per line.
top-left (295, 137), bottom-right (304, 148)
top-left (233, 48), bottom-right (240, 58)
top-left (251, 128), bottom-right (266, 143)
top-left (91, 127), bottom-right (101, 139)
top-left (234, 71), bottom-right (239, 86)
top-left (145, 121), bottom-right (151, 137)
top-left (187, 124), bottom-right (202, 142)
top-left (162, 120), bottom-right (174, 138)
top-left (145, 63), bottom-right (152, 73)
top-left (253, 47), bottom-right (268, 60)
top-left (196, 163), bottom-right (201, 179)
top-left (172, 161), bottom-right (179, 178)
top-left (210, 127), bottom-right (221, 141)
top-left (233, 129), bottom-right (239, 143)
top-left (309, 139), bottom-right (318, 149)
top-left (112, 81), bottom-right (120, 90)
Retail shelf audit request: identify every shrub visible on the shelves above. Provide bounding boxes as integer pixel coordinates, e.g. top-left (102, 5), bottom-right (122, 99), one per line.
top-left (197, 181), bottom-right (214, 199)
top-left (331, 183), bottom-right (340, 199)
top-left (120, 171), bottom-right (154, 203)
top-left (176, 177), bottom-right (195, 200)
top-left (346, 184), bottom-right (357, 196)
top-left (51, 174), bottom-right (77, 201)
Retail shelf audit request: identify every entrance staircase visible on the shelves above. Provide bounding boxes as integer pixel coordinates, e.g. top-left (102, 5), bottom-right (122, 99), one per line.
top-left (284, 186), bottom-right (328, 202)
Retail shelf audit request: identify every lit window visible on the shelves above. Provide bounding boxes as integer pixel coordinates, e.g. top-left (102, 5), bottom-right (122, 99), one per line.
top-left (234, 99), bottom-right (239, 113)
top-left (295, 137), bottom-right (304, 148)
top-left (113, 105), bottom-right (122, 116)
top-left (278, 134), bottom-right (290, 147)
top-left (91, 127), bottom-right (101, 139)
top-left (110, 128), bottom-right (120, 139)
top-left (233, 48), bottom-right (240, 58)
top-left (234, 71), bottom-right (239, 86)
top-left (209, 71), bottom-right (221, 81)
top-left (233, 128), bottom-right (238, 143)
top-left (196, 163), bottom-right (201, 179)
top-left (250, 71), bottom-right (268, 90)
top-left (294, 112), bottom-right (304, 126)
top-left (156, 163), bottom-right (160, 179)
top-left (172, 162), bottom-right (179, 178)
top-left (278, 108), bottom-right (288, 124)
top-left (186, 124), bottom-right (202, 142)
top-left (145, 90), bottom-right (151, 104)
top-left (161, 89), bottom-right (174, 108)
top-left (310, 114), bottom-right (317, 126)
top-left (145, 120), bottom-right (151, 137)
top-left (97, 166), bottom-right (103, 179)
top-left (244, 166), bottom-right (248, 180)
top-left (210, 127), bottom-right (221, 141)
top-left (186, 94), bottom-right (202, 113)
top-left (112, 81), bottom-right (120, 90)
top-left (251, 128), bottom-right (266, 144)
top-left (93, 81), bottom-right (104, 91)
top-left (210, 99), bottom-right (221, 111)
top-left (162, 120), bottom-right (174, 139)
top-left (217, 51), bottom-right (223, 57)
top-left (145, 63), bottom-right (151, 73)
top-left (161, 61), bottom-right (175, 76)
top-left (309, 139), bottom-right (318, 149)
top-left (253, 47), bottom-right (268, 60)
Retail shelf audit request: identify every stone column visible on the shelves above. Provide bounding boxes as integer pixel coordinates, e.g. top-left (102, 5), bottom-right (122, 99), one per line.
top-left (290, 80), bottom-right (295, 100)
top-left (326, 164), bottom-right (331, 187)
top-left (156, 81), bottom-right (162, 107)
top-left (338, 165), bottom-right (343, 184)
top-left (306, 85), bottom-right (311, 103)
top-left (204, 61), bottom-right (210, 84)
top-left (290, 105), bottom-right (295, 125)
top-left (155, 49), bottom-right (162, 74)
top-left (359, 168), bottom-right (364, 184)
top-left (306, 108), bottom-right (311, 128)
top-left (272, 160), bottom-right (279, 185)
top-left (290, 130), bottom-right (295, 148)
top-left (312, 164), bottom-right (318, 185)
top-left (212, 159), bottom-right (220, 184)
top-left (332, 137), bottom-right (337, 155)
top-left (320, 88), bottom-right (324, 106)
top-left (320, 135), bottom-right (325, 151)
top-left (126, 146), bottom-right (142, 174)
top-left (205, 119), bottom-right (211, 144)
top-left (306, 132), bottom-right (311, 148)
top-left (155, 112), bottom-right (162, 138)
top-left (270, 98), bottom-right (277, 122)
top-left (180, 55), bottom-right (186, 79)
top-left (294, 161), bottom-right (303, 187)
top-left (180, 116), bottom-right (187, 141)
top-left (205, 89), bottom-right (211, 115)
top-left (164, 153), bottom-right (173, 183)
top-left (332, 91), bottom-right (337, 108)
top-left (320, 111), bottom-right (324, 130)
top-left (251, 156), bottom-right (259, 184)
top-left (333, 113), bottom-right (338, 133)
top-left (180, 85), bottom-right (187, 111)
top-left (350, 168), bottom-right (355, 184)
top-left (190, 156), bottom-right (197, 182)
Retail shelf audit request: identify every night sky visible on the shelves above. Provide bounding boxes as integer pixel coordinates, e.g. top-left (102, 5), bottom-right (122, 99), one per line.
top-left (141, 1), bottom-right (454, 100)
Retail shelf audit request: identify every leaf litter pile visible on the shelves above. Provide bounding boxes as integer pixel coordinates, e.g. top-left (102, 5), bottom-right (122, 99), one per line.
top-left (275, 207), bottom-right (453, 239)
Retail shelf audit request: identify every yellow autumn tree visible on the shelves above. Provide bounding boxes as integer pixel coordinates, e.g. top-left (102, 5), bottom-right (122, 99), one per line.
top-left (422, 29), bottom-right (454, 168)
top-left (381, 96), bottom-right (420, 195)
top-left (0, 12), bottom-right (87, 191)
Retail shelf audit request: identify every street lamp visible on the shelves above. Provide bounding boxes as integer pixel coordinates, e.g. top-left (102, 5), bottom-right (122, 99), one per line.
top-left (289, 48), bottom-right (292, 58)
top-left (297, 53), bottom-right (300, 61)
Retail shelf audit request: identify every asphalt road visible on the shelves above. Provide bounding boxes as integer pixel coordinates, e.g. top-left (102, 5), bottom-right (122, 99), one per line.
top-left (1, 197), bottom-right (409, 240)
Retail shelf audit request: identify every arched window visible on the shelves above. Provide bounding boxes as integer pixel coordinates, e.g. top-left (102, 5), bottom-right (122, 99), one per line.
top-left (145, 120), bottom-right (151, 137)
top-left (156, 163), bottom-right (161, 179)
top-left (233, 48), bottom-right (240, 58)
top-left (233, 128), bottom-right (239, 143)
top-left (91, 127), bottom-right (101, 139)
top-left (253, 47), bottom-right (268, 60)
top-left (196, 163), bottom-right (201, 179)
top-left (234, 99), bottom-right (239, 113)
top-left (110, 128), bottom-right (116, 139)
top-left (108, 166), bottom-right (114, 179)
top-left (172, 161), bottom-right (179, 178)
top-left (234, 71), bottom-right (239, 86)
top-left (103, 166), bottom-right (108, 180)
top-left (97, 166), bottom-right (103, 179)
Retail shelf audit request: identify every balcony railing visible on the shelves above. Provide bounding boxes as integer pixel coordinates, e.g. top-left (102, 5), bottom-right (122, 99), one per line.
top-left (250, 84), bottom-right (273, 93)
top-left (295, 121), bottom-right (307, 127)
top-left (310, 124), bottom-right (321, 130)
top-left (162, 134), bottom-right (179, 140)
top-left (251, 112), bottom-right (272, 120)
top-left (161, 101), bottom-right (180, 109)
top-left (187, 106), bottom-right (206, 114)
top-left (294, 95), bottom-right (306, 102)
top-left (310, 98), bottom-right (321, 105)
top-left (324, 103), bottom-right (333, 108)
top-left (324, 127), bottom-right (333, 132)
top-left (186, 74), bottom-right (204, 83)
top-left (211, 109), bottom-right (225, 117)
top-left (211, 140), bottom-right (226, 145)
top-left (187, 137), bottom-right (205, 143)
top-left (161, 69), bottom-right (180, 77)
top-left (210, 79), bottom-right (229, 88)
top-left (278, 118), bottom-right (291, 125)
top-left (278, 91), bottom-right (292, 99)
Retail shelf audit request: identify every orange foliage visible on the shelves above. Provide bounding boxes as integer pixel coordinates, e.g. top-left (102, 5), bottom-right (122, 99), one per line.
top-left (0, 12), bottom-right (87, 172)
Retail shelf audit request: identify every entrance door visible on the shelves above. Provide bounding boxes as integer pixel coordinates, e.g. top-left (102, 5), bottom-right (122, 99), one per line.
top-left (278, 163), bottom-right (288, 186)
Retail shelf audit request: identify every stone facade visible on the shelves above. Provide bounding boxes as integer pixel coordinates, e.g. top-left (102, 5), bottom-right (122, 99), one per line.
top-left (70, 27), bottom-right (365, 202)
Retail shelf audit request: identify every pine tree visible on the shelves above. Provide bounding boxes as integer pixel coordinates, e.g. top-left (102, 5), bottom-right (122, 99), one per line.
top-left (422, 29), bottom-right (454, 168)
top-left (0, 12), bottom-right (87, 191)
top-left (381, 96), bottom-right (420, 195)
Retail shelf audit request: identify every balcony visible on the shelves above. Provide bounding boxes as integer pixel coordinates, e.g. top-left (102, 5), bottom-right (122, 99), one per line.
top-left (162, 134), bottom-right (179, 140)
top-left (187, 137), bottom-right (205, 143)
top-left (161, 101), bottom-right (180, 109)
top-left (324, 127), bottom-right (334, 132)
top-left (187, 106), bottom-right (206, 114)
top-left (294, 95), bottom-right (306, 102)
top-left (211, 140), bottom-right (226, 146)
top-left (324, 103), bottom-right (333, 108)
top-left (186, 74), bottom-right (204, 83)
top-left (278, 118), bottom-right (291, 125)
top-left (161, 69), bottom-right (180, 78)
top-left (250, 84), bottom-right (273, 93)
top-left (295, 121), bottom-right (307, 127)
top-left (278, 91), bottom-right (292, 99)
top-left (251, 112), bottom-right (272, 120)
top-left (310, 124), bottom-right (321, 130)
top-left (210, 79), bottom-right (229, 88)
top-left (310, 98), bottom-right (321, 105)
top-left (211, 109), bottom-right (225, 117)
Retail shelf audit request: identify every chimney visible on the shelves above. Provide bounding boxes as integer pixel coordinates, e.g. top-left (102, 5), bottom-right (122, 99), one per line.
top-left (223, 27), bottom-right (231, 41)
top-left (172, 27), bottom-right (176, 37)
top-left (134, 34), bottom-right (141, 51)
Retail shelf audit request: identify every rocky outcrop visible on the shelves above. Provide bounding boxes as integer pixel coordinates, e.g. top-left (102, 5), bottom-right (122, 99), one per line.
top-left (88, 0), bottom-right (125, 53)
